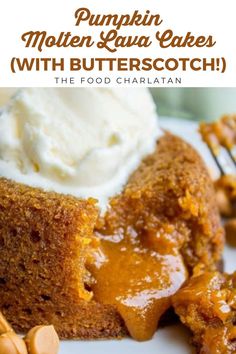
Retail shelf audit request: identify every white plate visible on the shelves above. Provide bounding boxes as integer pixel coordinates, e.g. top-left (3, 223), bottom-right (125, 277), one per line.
top-left (60, 117), bottom-right (236, 354)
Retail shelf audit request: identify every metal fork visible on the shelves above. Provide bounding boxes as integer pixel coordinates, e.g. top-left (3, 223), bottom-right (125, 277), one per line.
top-left (199, 118), bottom-right (236, 176)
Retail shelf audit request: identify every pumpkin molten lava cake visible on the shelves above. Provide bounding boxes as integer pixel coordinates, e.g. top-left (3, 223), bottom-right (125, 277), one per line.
top-left (0, 88), bottom-right (224, 342)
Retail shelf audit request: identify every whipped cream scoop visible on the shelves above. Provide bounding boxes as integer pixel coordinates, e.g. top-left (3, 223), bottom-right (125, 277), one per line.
top-left (0, 88), bottom-right (161, 210)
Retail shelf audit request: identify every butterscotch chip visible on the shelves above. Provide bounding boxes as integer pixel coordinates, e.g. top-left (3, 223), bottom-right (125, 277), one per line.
top-left (0, 335), bottom-right (16, 354)
top-left (216, 189), bottom-right (233, 217)
top-left (0, 332), bottom-right (27, 354)
top-left (0, 312), bottom-right (13, 335)
top-left (25, 325), bottom-right (59, 354)
top-left (225, 219), bottom-right (236, 246)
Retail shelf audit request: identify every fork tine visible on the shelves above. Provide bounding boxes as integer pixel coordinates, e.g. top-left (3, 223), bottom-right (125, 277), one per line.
top-left (226, 148), bottom-right (236, 167)
top-left (207, 146), bottom-right (225, 176)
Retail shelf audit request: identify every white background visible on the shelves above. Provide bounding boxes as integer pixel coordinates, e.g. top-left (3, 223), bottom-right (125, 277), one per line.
top-left (0, 0), bottom-right (235, 87)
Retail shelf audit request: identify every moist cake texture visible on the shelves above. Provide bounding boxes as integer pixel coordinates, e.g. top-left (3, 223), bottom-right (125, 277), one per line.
top-left (0, 178), bottom-right (126, 339)
top-left (0, 134), bottom-right (224, 340)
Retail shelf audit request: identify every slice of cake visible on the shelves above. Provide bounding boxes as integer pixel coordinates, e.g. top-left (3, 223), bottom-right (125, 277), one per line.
top-left (0, 178), bottom-right (125, 338)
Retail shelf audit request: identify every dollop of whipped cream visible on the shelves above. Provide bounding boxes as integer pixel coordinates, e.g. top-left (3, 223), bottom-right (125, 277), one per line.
top-left (0, 88), bottom-right (161, 210)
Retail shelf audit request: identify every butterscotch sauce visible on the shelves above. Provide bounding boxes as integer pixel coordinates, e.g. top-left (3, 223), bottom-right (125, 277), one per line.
top-left (89, 229), bottom-right (187, 341)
